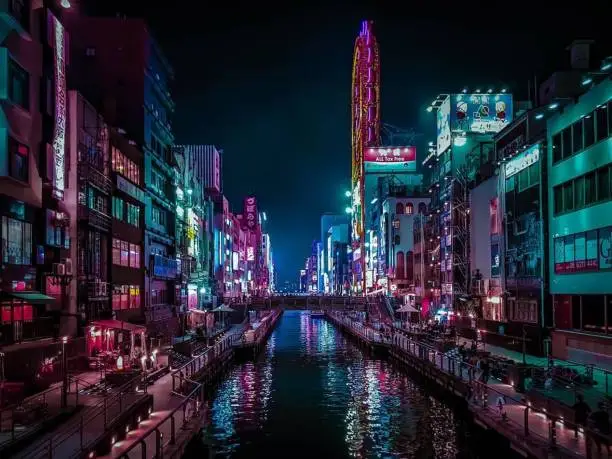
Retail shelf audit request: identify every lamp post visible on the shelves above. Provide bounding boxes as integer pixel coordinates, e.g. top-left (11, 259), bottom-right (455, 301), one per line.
top-left (61, 336), bottom-right (68, 408)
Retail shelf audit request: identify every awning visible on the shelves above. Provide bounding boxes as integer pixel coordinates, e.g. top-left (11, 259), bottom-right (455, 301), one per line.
top-left (212, 305), bottom-right (235, 313)
top-left (397, 305), bottom-right (418, 313)
top-left (90, 319), bottom-right (146, 333)
top-left (0, 291), bottom-right (56, 305)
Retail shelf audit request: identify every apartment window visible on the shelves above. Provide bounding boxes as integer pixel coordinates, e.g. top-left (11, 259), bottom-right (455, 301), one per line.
top-left (151, 169), bottom-right (167, 194)
top-left (585, 172), bottom-right (597, 205)
top-left (574, 176), bottom-right (585, 209)
top-left (563, 182), bottom-right (574, 212)
top-left (596, 105), bottom-right (609, 142)
top-left (404, 203), bottom-right (414, 215)
top-left (152, 206), bottom-right (166, 227)
top-left (8, 137), bottom-right (28, 182)
top-left (111, 147), bottom-right (140, 185)
top-left (112, 285), bottom-right (140, 310)
top-left (561, 127), bottom-right (572, 160)
top-left (112, 196), bottom-right (124, 220)
top-left (87, 187), bottom-right (108, 215)
top-left (572, 120), bottom-right (583, 154)
top-left (584, 113), bottom-right (595, 148)
top-left (8, 58), bottom-right (29, 110)
top-left (2, 216), bottom-right (32, 265)
top-left (598, 166), bottom-right (610, 201)
top-left (112, 238), bottom-right (141, 268)
top-left (126, 203), bottom-right (140, 227)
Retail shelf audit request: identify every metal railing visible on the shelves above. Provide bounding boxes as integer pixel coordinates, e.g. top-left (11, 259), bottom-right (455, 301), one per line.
top-left (171, 332), bottom-right (239, 394)
top-left (334, 313), bottom-right (594, 457)
top-left (18, 373), bottom-right (147, 459)
top-left (116, 376), bottom-right (204, 459)
top-left (241, 310), bottom-right (282, 345)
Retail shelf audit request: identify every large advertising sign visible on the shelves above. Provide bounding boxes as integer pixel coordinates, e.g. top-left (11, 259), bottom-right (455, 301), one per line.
top-left (243, 196), bottom-right (258, 230)
top-left (437, 96), bottom-right (451, 155)
top-left (364, 146), bottom-right (416, 172)
top-left (451, 93), bottom-right (513, 134)
top-left (505, 144), bottom-right (540, 178)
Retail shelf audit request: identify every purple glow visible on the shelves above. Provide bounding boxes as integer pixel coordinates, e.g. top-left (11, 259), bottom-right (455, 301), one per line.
top-left (51, 15), bottom-right (67, 200)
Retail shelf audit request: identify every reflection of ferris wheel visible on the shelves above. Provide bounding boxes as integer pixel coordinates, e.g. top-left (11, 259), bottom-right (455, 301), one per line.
top-left (351, 20), bottom-right (380, 291)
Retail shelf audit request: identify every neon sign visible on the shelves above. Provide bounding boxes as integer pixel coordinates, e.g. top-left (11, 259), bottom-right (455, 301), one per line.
top-left (52, 15), bottom-right (67, 199)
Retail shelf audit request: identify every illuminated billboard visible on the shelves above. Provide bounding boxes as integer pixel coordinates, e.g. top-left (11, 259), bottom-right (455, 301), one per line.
top-left (243, 196), bottom-right (258, 230)
top-left (451, 93), bottom-right (513, 134)
top-left (50, 13), bottom-right (67, 200)
top-left (505, 144), bottom-right (540, 178)
top-left (364, 146), bottom-right (416, 172)
top-left (436, 96), bottom-right (451, 155)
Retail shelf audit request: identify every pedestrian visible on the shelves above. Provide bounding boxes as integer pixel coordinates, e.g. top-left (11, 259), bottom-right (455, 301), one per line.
top-left (480, 357), bottom-right (490, 384)
top-left (589, 402), bottom-right (610, 456)
top-left (573, 394), bottom-right (591, 436)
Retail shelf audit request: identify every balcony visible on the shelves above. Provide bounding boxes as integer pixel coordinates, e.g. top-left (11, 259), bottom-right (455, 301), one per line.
top-left (0, 0), bottom-right (30, 41)
top-left (78, 205), bottom-right (111, 232)
top-left (78, 161), bottom-right (112, 195)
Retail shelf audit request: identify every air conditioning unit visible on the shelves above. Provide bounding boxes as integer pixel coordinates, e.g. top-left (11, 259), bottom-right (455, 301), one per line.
top-left (52, 263), bottom-right (66, 275)
top-left (63, 258), bottom-right (73, 276)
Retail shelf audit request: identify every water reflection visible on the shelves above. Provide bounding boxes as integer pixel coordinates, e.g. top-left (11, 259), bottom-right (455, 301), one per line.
top-left (185, 311), bottom-right (511, 458)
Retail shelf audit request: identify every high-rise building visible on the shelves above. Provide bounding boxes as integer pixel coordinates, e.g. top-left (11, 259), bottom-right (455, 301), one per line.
top-left (65, 14), bottom-right (178, 336)
top-left (174, 144), bottom-right (222, 194)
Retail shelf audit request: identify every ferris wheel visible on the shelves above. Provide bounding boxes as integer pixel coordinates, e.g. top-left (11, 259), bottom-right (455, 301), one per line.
top-left (350, 20), bottom-right (380, 291)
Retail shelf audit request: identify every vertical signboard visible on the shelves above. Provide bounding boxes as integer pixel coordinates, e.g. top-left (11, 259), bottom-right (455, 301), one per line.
top-left (436, 96), bottom-right (451, 155)
top-left (491, 243), bottom-right (500, 277)
top-left (243, 196), bottom-right (258, 230)
top-left (49, 13), bottom-right (67, 199)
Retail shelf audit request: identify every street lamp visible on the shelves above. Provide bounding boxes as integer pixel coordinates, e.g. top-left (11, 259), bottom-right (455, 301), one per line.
top-left (345, 207), bottom-right (353, 214)
top-left (344, 190), bottom-right (352, 198)
top-left (61, 336), bottom-right (68, 408)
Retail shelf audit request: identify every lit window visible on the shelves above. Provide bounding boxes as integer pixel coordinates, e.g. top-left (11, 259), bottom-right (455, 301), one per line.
top-left (8, 138), bottom-right (28, 183)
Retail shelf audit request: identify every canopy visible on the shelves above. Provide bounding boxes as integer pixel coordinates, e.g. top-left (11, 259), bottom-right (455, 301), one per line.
top-left (91, 319), bottom-right (146, 332)
top-left (397, 305), bottom-right (418, 313)
top-left (212, 304), bottom-right (235, 313)
top-left (0, 291), bottom-right (56, 305)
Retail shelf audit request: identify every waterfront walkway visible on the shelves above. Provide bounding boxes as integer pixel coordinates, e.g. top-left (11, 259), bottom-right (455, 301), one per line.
top-left (328, 312), bottom-right (590, 459)
top-left (101, 324), bottom-right (246, 459)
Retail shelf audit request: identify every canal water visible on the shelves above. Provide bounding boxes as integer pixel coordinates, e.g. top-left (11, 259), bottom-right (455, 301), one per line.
top-left (184, 311), bottom-right (515, 458)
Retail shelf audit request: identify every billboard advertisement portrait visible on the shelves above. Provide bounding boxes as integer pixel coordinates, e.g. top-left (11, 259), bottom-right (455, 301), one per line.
top-left (363, 147), bottom-right (416, 172)
top-left (437, 96), bottom-right (451, 155)
top-left (451, 93), bottom-right (513, 134)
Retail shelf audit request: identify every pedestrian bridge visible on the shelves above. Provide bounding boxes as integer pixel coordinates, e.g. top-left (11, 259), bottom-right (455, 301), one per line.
top-left (242, 295), bottom-right (375, 311)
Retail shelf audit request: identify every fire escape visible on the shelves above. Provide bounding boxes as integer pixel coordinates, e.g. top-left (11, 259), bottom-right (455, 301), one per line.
top-left (451, 163), bottom-right (470, 305)
top-left (77, 116), bottom-right (112, 320)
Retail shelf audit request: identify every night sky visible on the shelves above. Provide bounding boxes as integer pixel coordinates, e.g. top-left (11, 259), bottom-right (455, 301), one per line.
top-left (86, 1), bottom-right (610, 285)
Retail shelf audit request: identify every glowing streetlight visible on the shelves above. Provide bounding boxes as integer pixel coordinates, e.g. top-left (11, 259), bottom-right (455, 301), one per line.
top-left (344, 190), bottom-right (351, 198)
top-left (345, 207), bottom-right (353, 214)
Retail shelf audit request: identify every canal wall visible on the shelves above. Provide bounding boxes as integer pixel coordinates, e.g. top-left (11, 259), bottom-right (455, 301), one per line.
top-left (234, 309), bottom-right (283, 360)
top-left (326, 312), bottom-right (584, 459)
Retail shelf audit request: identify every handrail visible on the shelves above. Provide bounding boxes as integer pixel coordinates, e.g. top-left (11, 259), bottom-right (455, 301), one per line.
top-left (20, 372), bottom-right (147, 459)
top-left (333, 312), bottom-right (601, 457)
top-left (116, 376), bottom-right (205, 459)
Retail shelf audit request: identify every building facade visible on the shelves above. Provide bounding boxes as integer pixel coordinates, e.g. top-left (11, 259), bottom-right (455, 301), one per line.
top-left (548, 77), bottom-right (612, 366)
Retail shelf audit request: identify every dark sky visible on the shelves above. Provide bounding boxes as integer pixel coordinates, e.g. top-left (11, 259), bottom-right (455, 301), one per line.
top-left (87, 1), bottom-right (610, 285)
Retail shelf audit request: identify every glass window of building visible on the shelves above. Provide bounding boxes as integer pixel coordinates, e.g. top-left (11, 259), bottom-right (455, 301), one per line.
top-left (126, 203), bottom-right (140, 227)
top-left (598, 166), bottom-right (610, 201)
top-left (111, 147), bottom-right (140, 185)
top-left (574, 176), bottom-right (585, 209)
top-left (561, 127), bottom-right (572, 160)
top-left (584, 113), bottom-right (595, 148)
top-left (8, 58), bottom-right (29, 110)
top-left (596, 105), bottom-right (608, 142)
top-left (585, 172), bottom-right (597, 205)
top-left (572, 120), bottom-right (583, 154)
top-left (563, 182), bottom-right (574, 212)
top-left (112, 238), bottom-right (141, 268)
top-left (2, 217), bottom-right (32, 265)
top-left (8, 137), bottom-right (28, 183)
top-left (113, 197), bottom-right (124, 220)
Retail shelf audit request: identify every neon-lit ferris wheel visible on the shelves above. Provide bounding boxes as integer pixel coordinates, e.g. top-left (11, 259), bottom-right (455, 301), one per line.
top-left (351, 20), bottom-right (380, 291)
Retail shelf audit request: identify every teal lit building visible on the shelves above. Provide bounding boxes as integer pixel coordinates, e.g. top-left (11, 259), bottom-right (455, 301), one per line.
top-left (548, 76), bottom-right (612, 366)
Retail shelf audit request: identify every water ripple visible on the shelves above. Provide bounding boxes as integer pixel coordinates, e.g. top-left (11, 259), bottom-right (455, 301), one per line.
top-left (185, 311), bottom-right (512, 458)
